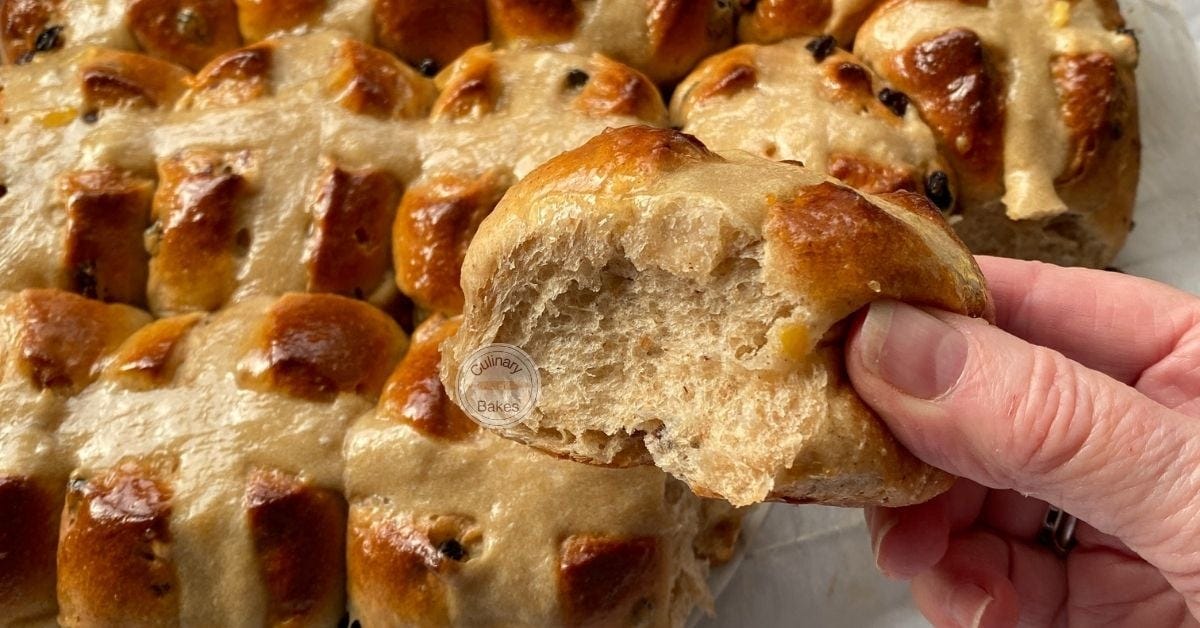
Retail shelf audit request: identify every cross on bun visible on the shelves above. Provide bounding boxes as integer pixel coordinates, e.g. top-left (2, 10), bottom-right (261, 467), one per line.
top-left (441, 126), bottom-right (993, 507)
top-left (54, 292), bottom-right (404, 626)
top-left (671, 37), bottom-right (955, 205)
top-left (854, 0), bottom-right (1140, 267)
top-left (0, 0), bottom-right (384, 68)
top-left (0, 0), bottom-right (1148, 621)
top-left (147, 32), bottom-right (434, 315)
top-left (0, 287), bottom-right (736, 626)
top-left (0, 47), bottom-right (189, 306)
top-left (346, 313), bottom-right (740, 626)
top-left (396, 45), bottom-right (667, 315)
top-left (0, 33), bottom-right (666, 317)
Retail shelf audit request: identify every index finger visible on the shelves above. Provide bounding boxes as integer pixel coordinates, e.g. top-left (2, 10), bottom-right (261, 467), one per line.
top-left (977, 256), bottom-right (1200, 385)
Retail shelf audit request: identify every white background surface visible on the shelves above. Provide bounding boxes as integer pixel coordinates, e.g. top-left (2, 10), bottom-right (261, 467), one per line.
top-left (698, 2), bottom-right (1200, 626)
top-left (1185, 0), bottom-right (1200, 42)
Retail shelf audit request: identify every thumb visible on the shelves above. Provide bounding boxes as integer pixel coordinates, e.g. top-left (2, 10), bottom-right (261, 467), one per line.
top-left (845, 300), bottom-right (1200, 598)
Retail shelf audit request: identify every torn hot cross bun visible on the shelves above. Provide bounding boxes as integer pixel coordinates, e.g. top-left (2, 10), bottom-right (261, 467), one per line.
top-left (346, 313), bottom-right (741, 627)
top-left (441, 126), bottom-right (992, 507)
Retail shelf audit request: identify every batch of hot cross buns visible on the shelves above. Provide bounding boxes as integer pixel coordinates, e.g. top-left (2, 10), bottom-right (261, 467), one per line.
top-left (0, 0), bottom-right (1139, 626)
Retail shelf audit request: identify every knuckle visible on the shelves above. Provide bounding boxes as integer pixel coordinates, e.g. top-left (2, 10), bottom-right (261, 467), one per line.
top-left (1002, 347), bottom-right (1096, 484)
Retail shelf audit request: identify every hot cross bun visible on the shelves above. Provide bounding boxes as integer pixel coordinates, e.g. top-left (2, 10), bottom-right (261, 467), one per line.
top-left (55, 292), bottom-right (404, 626)
top-left (0, 0), bottom-right (1149, 622)
top-left (672, 37), bottom-right (954, 205)
top-left (442, 126), bottom-right (991, 507)
top-left (0, 48), bottom-right (189, 306)
top-left (0, 290), bottom-right (149, 625)
top-left (346, 314), bottom-right (741, 626)
top-left (0, 0), bottom-right (382, 69)
top-left (854, 0), bottom-right (1139, 267)
top-left (0, 33), bottom-right (666, 318)
top-left (736, 0), bottom-right (881, 46)
top-left (486, 0), bottom-right (737, 84)
top-left (148, 32), bottom-right (433, 314)
top-left (396, 45), bottom-right (666, 315)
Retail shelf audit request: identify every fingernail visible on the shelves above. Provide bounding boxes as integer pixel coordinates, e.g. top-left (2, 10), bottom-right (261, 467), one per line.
top-left (857, 301), bottom-right (968, 400)
top-left (951, 584), bottom-right (993, 628)
top-left (870, 517), bottom-right (899, 577)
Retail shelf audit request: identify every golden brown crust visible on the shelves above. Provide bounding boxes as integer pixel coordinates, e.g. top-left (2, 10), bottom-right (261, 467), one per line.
top-left (14, 289), bottom-right (149, 393)
top-left (378, 315), bottom-right (478, 440)
top-left (1049, 48), bottom-right (1139, 262)
top-left (672, 40), bottom-right (956, 211)
top-left (856, 0), bottom-right (1140, 266)
top-left (346, 511), bottom-right (456, 626)
top-left (558, 535), bottom-right (661, 627)
top-left (431, 45), bottom-right (499, 121)
top-left (60, 168), bottom-right (154, 305)
top-left (682, 47), bottom-right (758, 104)
top-left (765, 182), bottom-right (990, 321)
top-left (570, 54), bottom-right (666, 123)
top-left (824, 58), bottom-right (874, 99)
top-left (0, 0), bottom-right (62, 65)
top-left (1053, 52), bottom-right (1119, 185)
top-left (645, 0), bottom-right (735, 84)
top-left (304, 163), bottom-right (401, 298)
top-left (125, 0), bottom-right (243, 71)
top-left (237, 293), bottom-right (405, 401)
top-left (57, 462), bottom-right (179, 627)
top-left (104, 314), bottom-right (202, 390)
top-left (891, 28), bottom-right (1004, 186)
top-left (393, 172), bottom-right (506, 314)
top-left (245, 468), bottom-right (347, 628)
top-left (188, 42), bottom-right (274, 108)
top-left (734, 0), bottom-right (888, 45)
top-left (327, 39), bottom-right (436, 120)
top-left (0, 475), bottom-right (60, 623)
top-left (373, 0), bottom-right (488, 69)
top-left (737, 0), bottom-right (832, 43)
top-left (79, 49), bottom-right (192, 113)
top-left (233, 0), bottom-right (326, 41)
top-left (827, 153), bottom-right (918, 195)
top-left (148, 149), bottom-right (250, 314)
top-left (516, 125), bottom-right (718, 197)
top-left (486, 0), bottom-right (579, 44)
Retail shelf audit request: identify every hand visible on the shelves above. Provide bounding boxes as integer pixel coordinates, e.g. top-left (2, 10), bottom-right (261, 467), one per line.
top-left (845, 256), bottom-right (1200, 627)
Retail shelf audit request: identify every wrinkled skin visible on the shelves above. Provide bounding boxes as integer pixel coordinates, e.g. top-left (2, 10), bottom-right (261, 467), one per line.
top-left (845, 257), bottom-right (1200, 627)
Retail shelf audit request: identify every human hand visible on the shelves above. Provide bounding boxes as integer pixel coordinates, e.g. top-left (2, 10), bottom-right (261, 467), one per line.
top-left (845, 256), bottom-right (1200, 627)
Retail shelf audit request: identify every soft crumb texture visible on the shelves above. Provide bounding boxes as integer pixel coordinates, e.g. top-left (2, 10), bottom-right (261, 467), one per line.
top-left (443, 126), bottom-right (992, 508)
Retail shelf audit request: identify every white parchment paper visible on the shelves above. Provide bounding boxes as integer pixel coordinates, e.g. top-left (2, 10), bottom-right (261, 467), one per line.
top-left (697, 2), bottom-right (1200, 625)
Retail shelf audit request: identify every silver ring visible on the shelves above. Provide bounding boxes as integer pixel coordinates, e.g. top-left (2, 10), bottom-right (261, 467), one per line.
top-left (1037, 506), bottom-right (1077, 557)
